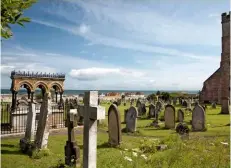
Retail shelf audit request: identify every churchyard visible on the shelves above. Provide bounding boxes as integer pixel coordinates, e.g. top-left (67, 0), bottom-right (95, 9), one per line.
top-left (1, 93), bottom-right (230, 168)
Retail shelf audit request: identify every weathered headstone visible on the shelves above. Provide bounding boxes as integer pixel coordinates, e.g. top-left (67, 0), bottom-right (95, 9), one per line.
top-left (136, 99), bottom-right (141, 108)
top-left (141, 103), bottom-right (146, 116)
top-left (177, 109), bottom-right (184, 122)
top-left (108, 104), bottom-right (122, 146)
top-left (182, 100), bottom-right (187, 107)
top-left (148, 104), bottom-right (155, 118)
top-left (34, 92), bottom-right (52, 149)
top-left (65, 107), bottom-right (80, 167)
top-left (192, 104), bottom-right (206, 131)
top-left (124, 109), bottom-right (128, 123)
top-left (20, 102), bottom-right (36, 153)
top-left (173, 98), bottom-right (177, 106)
top-left (164, 105), bottom-right (175, 129)
top-left (211, 102), bottom-right (216, 109)
top-left (78, 91), bottom-right (105, 168)
top-left (126, 106), bottom-right (138, 132)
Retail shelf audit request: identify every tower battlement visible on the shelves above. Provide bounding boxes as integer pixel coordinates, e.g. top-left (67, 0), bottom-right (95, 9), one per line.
top-left (222, 11), bottom-right (230, 23)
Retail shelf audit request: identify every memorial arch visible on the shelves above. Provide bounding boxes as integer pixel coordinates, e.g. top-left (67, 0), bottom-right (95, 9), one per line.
top-left (10, 71), bottom-right (65, 109)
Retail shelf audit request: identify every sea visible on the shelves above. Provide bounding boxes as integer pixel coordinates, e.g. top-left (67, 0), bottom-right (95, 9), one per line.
top-left (1, 89), bottom-right (198, 96)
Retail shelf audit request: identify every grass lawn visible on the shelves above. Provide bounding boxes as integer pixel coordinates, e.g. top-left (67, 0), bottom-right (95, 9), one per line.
top-left (1, 102), bottom-right (230, 168)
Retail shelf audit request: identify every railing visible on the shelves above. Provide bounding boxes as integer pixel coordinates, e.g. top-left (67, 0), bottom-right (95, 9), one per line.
top-left (1, 102), bottom-right (67, 135)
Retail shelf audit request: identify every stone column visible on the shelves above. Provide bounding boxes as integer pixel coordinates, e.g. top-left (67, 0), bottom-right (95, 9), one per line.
top-left (31, 92), bottom-right (34, 103)
top-left (220, 12), bottom-right (230, 114)
top-left (55, 92), bottom-right (58, 103)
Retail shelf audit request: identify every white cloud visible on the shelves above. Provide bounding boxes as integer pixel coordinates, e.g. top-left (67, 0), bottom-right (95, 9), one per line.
top-left (69, 67), bottom-right (145, 81)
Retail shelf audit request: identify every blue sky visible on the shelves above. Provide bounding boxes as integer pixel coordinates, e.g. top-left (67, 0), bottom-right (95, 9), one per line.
top-left (1, 0), bottom-right (230, 90)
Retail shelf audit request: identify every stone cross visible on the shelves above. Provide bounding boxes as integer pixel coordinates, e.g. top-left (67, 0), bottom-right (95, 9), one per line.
top-left (20, 102), bottom-right (36, 152)
top-left (65, 105), bottom-right (80, 167)
top-left (35, 92), bottom-right (52, 149)
top-left (78, 91), bottom-right (105, 168)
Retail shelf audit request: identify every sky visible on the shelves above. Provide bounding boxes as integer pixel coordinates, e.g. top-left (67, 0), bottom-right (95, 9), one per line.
top-left (1, 0), bottom-right (230, 90)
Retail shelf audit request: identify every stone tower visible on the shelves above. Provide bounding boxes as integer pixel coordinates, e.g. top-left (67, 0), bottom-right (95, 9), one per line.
top-left (220, 12), bottom-right (230, 114)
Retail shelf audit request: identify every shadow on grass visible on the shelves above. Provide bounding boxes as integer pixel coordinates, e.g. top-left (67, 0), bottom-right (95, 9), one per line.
top-left (1, 144), bottom-right (16, 148)
top-left (1, 149), bottom-right (25, 155)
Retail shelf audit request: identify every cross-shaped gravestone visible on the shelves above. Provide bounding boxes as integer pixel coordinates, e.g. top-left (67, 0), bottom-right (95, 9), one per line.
top-left (64, 102), bottom-right (80, 167)
top-left (78, 91), bottom-right (105, 168)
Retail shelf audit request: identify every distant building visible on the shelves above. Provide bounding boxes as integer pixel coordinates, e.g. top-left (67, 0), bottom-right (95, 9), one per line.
top-left (200, 12), bottom-right (230, 107)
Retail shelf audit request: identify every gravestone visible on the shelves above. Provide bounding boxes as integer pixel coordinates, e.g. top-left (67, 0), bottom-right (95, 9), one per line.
top-left (173, 98), bottom-right (177, 106)
top-left (164, 105), bottom-right (175, 129)
top-left (192, 104), bottom-right (206, 131)
top-left (34, 92), bottom-right (52, 149)
top-left (65, 107), bottom-right (80, 167)
top-left (182, 100), bottom-right (187, 107)
top-left (177, 109), bottom-right (184, 122)
top-left (211, 102), bottom-right (216, 109)
top-left (124, 109), bottom-right (128, 123)
top-left (137, 100), bottom-right (142, 116)
top-left (20, 102), bottom-right (36, 153)
top-left (156, 101), bottom-right (162, 112)
top-left (141, 103), bottom-right (146, 116)
top-left (136, 99), bottom-right (141, 108)
top-left (126, 106), bottom-right (138, 132)
top-left (108, 104), bottom-right (122, 146)
top-left (78, 91), bottom-right (105, 168)
top-left (148, 104), bottom-right (155, 118)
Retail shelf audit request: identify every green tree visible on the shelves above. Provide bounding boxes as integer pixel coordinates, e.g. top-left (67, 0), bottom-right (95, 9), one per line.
top-left (156, 91), bottom-right (161, 95)
top-left (1, 0), bottom-right (37, 39)
top-left (147, 93), bottom-right (156, 101)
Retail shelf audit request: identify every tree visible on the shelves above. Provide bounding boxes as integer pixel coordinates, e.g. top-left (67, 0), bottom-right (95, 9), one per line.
top-left (161, 92), bottom-right (170, 101)
top-left (1, 0), bottom-right (37, 39)
top-left (156, 91), bottom-right (161, 96)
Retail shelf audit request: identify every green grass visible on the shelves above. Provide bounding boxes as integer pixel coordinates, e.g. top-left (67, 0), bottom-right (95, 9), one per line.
top-left (1, 102), bottom-right (230, 168)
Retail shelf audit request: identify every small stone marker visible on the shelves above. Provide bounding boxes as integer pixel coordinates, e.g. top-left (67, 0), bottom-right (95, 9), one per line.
top-left (78, 91), bottom-right (105, 168)
top-left (173, 98), bottom-right (177, 106)
top-left (126, 106), bottom-right (138, 132)
top-left (20, 102), bottom-right (36, 153)
top-left (141, 103), bottom-right (146, 116)
top-left (35, 92), bottom-right (52, 149)
top-left (182, 100), bottom-right (187, 107)
top-left (177, 109), bottom-right (184, 122)
top-left (192, 104), bottom-right (206, 131)
top-left (148, 104), bottom-right (155, 118)
top-left (124, 109), bottom-right (128, 123)
top-left (212, 102), bottom-right (216, 109)
top-left (164, 105), bottom-right (175, 129)
top-left (65, 107), bottom-right (80, 167)
top-left (108, 104), bottom-right (122, 146)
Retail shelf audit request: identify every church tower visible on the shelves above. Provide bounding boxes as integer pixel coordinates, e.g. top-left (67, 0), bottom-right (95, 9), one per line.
top-left (220, 12), bottom-right (230, 114)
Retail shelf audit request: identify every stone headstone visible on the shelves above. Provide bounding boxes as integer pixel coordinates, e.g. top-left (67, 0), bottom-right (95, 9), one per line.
top-left (140, 103), bottom-right (146, 116)
top-left (126, 106), bottom-right (137, 132)
top-left (211, 102), bottom-right (216, 109)
top-left (173, 98), bottom-right (177, 106)
top-left (136, 99), bottom-right (141, 108)
top-left (20, 102), bottom-right (36, 153)
top-left (192, 104), bottom-right (206, 131)
top-left (124, 109), bottom-right (128, 123)
top-left (148, 104), bottom-right (155, 118)
top-left (182, 100), bottom-right (187, 107)
top-left (34, 92), bottom-right (52, 149)
top-left (177, 109), bottom-right (184, 122)
top-left (108, 104), bottom-right (122, 146)
top-left (65, 108), bottom-right (80, 167)
top-left (164, 105), bottom-right (175, 129)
